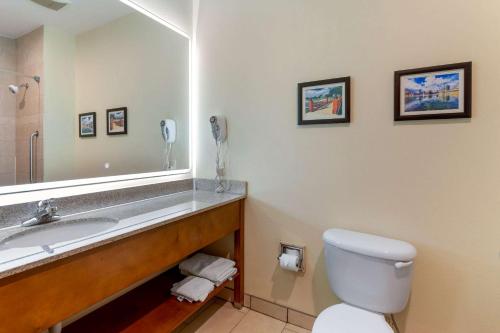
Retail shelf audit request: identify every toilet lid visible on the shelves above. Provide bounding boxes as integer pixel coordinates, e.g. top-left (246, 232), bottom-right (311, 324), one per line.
top-left (312, 304), bottom-right (393, 333)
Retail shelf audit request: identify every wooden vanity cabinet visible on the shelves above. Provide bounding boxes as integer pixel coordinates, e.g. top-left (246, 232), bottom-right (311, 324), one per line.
top-left (0, 199), bottom-right (245, 333)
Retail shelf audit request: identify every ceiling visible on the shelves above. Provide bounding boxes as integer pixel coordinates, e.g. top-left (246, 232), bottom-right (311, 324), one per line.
top-left (0, 0), bottom-right (134, 39)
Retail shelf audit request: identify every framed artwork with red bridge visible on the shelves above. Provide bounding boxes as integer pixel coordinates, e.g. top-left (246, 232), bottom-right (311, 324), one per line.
top-left (298, 76), bottom-right (350, 125)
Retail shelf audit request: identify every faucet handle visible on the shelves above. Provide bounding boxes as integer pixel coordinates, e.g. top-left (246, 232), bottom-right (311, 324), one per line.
top-left (38, 198), bottom-right (56, 209)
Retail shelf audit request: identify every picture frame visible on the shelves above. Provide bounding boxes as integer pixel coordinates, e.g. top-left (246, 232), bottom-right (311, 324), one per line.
top-left (106, 107), bottom-right (128, 135)
top-left (79, 112), bottom-right (96, 137)
top-left (394, 62), bottom-right (472, 121)
top-left (298, 77), bottom-right (350, 125)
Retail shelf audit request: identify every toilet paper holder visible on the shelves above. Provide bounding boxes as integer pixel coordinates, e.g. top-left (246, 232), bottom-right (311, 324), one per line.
top-left (277, 242), bottom-right (305, 272)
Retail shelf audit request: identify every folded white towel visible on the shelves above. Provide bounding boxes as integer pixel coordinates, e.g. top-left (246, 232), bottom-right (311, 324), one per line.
top-left (179, 253), bottom-right (237, 286)
top-left (181, 266), bottom-right (238, 287)
top-left (215, 266), bottom-right (237, 286)
top-left (170, 276), bottom-right (214, 303)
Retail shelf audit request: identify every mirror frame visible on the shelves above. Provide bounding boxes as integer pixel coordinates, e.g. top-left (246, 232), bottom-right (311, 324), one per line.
top-left (0, 0), bottom-right (193, 198)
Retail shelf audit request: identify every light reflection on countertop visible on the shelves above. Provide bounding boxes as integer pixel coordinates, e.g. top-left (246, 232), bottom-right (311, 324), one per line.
top-left (0, 190), bottom-right (244, 279)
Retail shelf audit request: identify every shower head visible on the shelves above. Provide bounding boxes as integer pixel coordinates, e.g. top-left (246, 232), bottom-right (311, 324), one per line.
top-left (8, 83), bottom-right (28, 95)
top-left (8, 85), bottom-right (18, 94)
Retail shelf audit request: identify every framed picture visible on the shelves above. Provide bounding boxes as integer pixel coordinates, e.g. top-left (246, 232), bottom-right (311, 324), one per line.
top-left (394, 62), bottom-right (472, 121)
top-left (106, 107), bottom-right (128, 135)
top-left (79, 112), bottom-right (96, 137)
top-left (298, 77), bottom-right (350, 125)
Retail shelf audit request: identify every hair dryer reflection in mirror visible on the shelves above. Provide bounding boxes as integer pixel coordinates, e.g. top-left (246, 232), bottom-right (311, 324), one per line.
top-left (210, 116), bottom-right (227, 192)
top-left (161, 119), bottom-right (176, 170)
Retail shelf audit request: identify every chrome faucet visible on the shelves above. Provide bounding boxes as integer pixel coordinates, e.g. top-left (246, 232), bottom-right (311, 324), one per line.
top-left (21, 199), bottom-right (61, 227)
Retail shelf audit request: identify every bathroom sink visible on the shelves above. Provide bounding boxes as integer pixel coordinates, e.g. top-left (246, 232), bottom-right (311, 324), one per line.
top-left (0, 218), bottom-right (118, 249)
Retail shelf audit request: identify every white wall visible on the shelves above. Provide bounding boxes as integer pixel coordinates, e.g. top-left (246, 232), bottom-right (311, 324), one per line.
top-left (195, 1), bottom-right (500, 332)
top-left (134, 0), bottom-right (192, 36)
top-left (73, 12), bottom-right (190, 179)
top-left (42, 11), bottom-right (191, 182)
top-left (43, 26), bottom-right (76, 182)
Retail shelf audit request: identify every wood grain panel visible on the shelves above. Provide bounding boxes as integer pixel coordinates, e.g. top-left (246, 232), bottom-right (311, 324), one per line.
top-left (64, 271), bottom-right (238, 333)
top-left (0, 201), bottom-right (242, 333)
top-left (233, 199), bottom-right (245, 308)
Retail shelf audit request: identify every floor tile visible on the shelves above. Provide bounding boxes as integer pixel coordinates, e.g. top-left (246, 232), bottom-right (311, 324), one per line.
top-left (231, 310), bottom-right (286, 333)
top-left (179, 301), bottom-right (248, 333)
top-left (283, 323), bottom-right (312, 333)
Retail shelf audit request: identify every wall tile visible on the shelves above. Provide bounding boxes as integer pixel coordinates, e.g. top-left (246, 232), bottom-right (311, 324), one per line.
top-left (287, 309), bottom-right (315, 330)
top-left (250, 296), bottom-right (287, 322)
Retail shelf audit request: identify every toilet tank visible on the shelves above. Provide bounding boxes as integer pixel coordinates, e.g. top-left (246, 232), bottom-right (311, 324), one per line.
top-left (323, 229), bottom-right (417, 314)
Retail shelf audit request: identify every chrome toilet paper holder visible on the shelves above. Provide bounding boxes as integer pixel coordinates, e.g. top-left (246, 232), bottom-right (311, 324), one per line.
top-left (278, 242), bottom-right (305, 272)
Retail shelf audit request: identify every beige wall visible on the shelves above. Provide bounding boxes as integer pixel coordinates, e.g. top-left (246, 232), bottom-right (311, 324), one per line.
top-left (15, 27), bottom-right (43, 185)
top-left (0, 37), bottom-right (17, 185)
top-left (195, 1), bottom-right (500, 332)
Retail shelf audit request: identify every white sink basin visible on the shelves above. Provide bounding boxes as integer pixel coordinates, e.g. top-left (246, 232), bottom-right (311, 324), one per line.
top-left (0, 218), bottom-right (118, 249)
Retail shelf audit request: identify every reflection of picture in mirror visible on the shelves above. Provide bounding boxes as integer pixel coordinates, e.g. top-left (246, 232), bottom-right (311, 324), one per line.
top-left (79, 112), bottom-right (96, 137)
top-left (107, 107), bottom-right (128, 135)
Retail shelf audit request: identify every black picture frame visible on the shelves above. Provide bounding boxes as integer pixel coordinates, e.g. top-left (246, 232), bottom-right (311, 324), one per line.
top-left (298, 77), bottom-right (351, 125)
top-left (79, 112), bottom-right (96, 138)
top-left (106, 107), bottom-right (128, 135)
top-left (394, 62), bottom-right (472, 121)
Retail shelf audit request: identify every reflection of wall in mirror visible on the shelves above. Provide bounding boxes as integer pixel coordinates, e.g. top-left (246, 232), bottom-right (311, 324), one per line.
top-left (43, 26), bottom-right (76, 182)
top-left (0, 37), bottom-right (17, 186)
top-left (17, 28), bottom-right (44, 185)
top-left (73, 12), bottom-right (189, 179)
top-left (0, 28), bottom-right (44, 187)
top-left (39, 12), bottom-right (189, 182)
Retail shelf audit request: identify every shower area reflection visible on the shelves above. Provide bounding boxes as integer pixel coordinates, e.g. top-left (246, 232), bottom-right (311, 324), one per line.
top-left (0, 28), bottom-right (43, 186)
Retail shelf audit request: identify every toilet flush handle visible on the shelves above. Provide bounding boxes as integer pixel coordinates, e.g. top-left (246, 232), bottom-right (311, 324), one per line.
top-left (394, 261), bottom-right (413, 269)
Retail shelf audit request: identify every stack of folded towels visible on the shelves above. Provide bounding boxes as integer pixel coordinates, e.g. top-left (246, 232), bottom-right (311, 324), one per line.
top-left (170, 253), bottom-right (237, 303)
top-left (170, 276), bottom-right (215, 303)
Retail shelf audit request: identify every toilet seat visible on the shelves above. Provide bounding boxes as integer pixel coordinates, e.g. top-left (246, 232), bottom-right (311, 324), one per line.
top-left (312, 303), bottom-right (393, 333)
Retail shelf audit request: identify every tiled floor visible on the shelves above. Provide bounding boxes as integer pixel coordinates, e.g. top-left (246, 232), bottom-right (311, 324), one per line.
top-left (176, 299), bottom-right (312, 333)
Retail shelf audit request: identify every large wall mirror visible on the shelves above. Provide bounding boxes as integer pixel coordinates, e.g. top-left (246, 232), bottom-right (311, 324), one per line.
top-left (0, 0), bottom-right (190, 191)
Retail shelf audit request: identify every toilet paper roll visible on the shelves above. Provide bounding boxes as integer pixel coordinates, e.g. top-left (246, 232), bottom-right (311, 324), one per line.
top-left (279, 253), bottom-right (299, 272)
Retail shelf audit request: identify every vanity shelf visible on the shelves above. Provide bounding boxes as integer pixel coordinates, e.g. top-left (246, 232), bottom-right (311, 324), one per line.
top-left (64, 269), bottom-right (238, 333)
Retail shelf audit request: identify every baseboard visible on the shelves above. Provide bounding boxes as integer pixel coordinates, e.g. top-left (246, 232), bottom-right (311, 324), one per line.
top-left (216, 287), bottom-right (316, 330)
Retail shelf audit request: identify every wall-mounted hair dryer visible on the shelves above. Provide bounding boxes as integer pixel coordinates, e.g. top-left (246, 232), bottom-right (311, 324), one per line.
top-left (210, 116), bottom-right (227, 143)
top-left (161, 119), bottom-right (176, 143)
top-left (160, 119), bottom-right (176, 170)
top-left (210, 116), bottom-right (227, 193)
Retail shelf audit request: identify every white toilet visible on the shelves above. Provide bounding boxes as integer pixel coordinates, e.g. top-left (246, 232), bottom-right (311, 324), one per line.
top-left (312, 229), bottom-right (417, 333)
